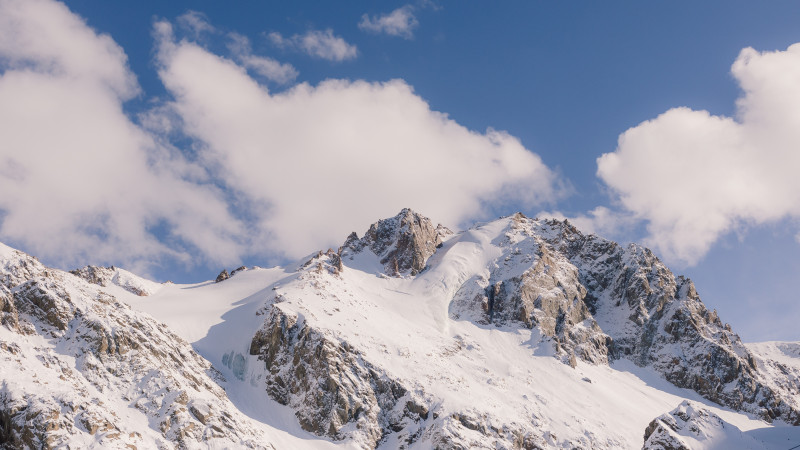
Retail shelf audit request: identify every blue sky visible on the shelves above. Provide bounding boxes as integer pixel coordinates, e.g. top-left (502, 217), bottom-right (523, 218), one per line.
top-left (2, 0), bottom-right (800, 341)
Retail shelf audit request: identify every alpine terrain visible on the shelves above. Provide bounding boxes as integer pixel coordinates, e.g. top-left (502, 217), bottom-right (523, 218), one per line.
top-left (1, 209), bottom-right (799, 449)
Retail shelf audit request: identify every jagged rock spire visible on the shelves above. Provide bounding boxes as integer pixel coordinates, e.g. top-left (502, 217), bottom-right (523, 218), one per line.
top-left (341, 208), bottom-right (452, 276)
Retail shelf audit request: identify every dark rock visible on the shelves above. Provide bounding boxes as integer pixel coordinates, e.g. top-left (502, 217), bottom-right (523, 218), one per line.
top-left (69, 265), bottom-right (111, 287)
top-left (249, 306), bottom-right (428, 447)
top-left (0, 285), bottom-right (20, 331)
top-left (215, 269), bottom-right (229, 283)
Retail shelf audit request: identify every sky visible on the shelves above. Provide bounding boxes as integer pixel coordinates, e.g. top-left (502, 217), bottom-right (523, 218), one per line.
top-left (1, 0), bottom-right (799, 342)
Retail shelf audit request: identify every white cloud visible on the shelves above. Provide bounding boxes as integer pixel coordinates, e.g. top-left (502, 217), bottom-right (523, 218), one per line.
top-left (359, 6), bottom-right (419, 39)
top-left (268, 29), bottom-right (357, 62)
top-left (154, 23), bottom-right (563, 259)
top-left (0, 0), bottom-right (245, 273)
top-left (228, 33), bottom-right (297, 84)
top-left (597, 43), bottom-right (800, 266)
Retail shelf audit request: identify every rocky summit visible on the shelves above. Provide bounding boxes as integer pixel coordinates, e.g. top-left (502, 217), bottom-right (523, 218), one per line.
top-left (1, 211), bottom-right (799, 449)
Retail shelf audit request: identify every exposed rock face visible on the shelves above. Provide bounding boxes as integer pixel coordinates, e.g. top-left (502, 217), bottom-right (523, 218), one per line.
top-left (451, 213), bottom-right (613, 366)
top-left (0, 246), bottom-right (276, 448)
top-left (341, 208), bottom-right (452, 276)
top-left (642, 401), bottom-right (764, 450)
top-left (0, 284), bottom-right (20, 331)
top-left (530, 217), bottom-right (800, 424)
top-left (249, 306), bottom-right (428, 448)
top-left (215, 269), bottom-right (230, 283)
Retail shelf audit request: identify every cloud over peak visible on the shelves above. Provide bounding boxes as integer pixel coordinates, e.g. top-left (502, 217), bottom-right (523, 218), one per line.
top-left (154, 24), bottom-right (564, 259)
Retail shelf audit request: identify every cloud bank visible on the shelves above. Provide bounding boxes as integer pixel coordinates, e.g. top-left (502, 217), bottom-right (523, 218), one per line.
top-left (0, 0), bottom-right (563, 274)
top-left (598, 44), bottom-right (800, 265)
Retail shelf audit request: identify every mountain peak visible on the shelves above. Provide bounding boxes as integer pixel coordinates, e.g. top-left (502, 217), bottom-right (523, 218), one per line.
top-left (340, 208), bottom-right (452, 276)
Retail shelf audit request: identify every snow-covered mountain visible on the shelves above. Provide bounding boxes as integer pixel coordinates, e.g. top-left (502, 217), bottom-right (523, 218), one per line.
top-left (1, 210), bottom-right (799, 449)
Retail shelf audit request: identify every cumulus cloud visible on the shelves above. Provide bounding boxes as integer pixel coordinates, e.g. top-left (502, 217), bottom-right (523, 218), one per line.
top-left (228, 33), bottom-right (297, 84)
top-left (597, 43), bottom-right (800, 265)
top-left (154, 21), bottom-right (563, 259)
top-left (0, 0), bottom-right (244, 273)
top-left (359, 6), bottom-right (419, 39)
top-left (268, 29), bottom-right (357, 62)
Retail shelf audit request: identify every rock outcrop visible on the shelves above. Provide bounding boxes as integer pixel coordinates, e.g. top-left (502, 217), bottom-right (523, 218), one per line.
top-left (451, 213), bottom-right (613, 366)
top-left (215, 269), bottom-right (230, 283)
top-left (340, 208), bottom-right (452, 276)
top-left (249, 305), bottom-right (429, 449)
top-left (530, 216), bottom-right (800, 424)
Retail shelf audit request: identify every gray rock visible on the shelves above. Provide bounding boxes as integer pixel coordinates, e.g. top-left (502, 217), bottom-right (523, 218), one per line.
top-left (535, 217), bottom-right (800, 424)
top-left (249, 306), bottom-right (429, 448)
top-left (215, 269), bottom-right (229, 283)
top-left (341, 208), bottom-right (452, 276)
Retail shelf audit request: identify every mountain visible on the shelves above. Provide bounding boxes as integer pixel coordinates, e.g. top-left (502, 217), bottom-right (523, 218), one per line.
top-left (1, 211), bottom-right (799, 449)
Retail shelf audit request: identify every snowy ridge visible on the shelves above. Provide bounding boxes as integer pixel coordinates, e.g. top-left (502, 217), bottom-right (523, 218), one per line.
top-left (2, 210), bottom-right (800, 449)
top-left (71, 265), bottom-right (164, 297)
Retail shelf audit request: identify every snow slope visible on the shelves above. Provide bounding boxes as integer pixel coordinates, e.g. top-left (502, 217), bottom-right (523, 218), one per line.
top-left (3, 210), bottom-right (799, 449)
